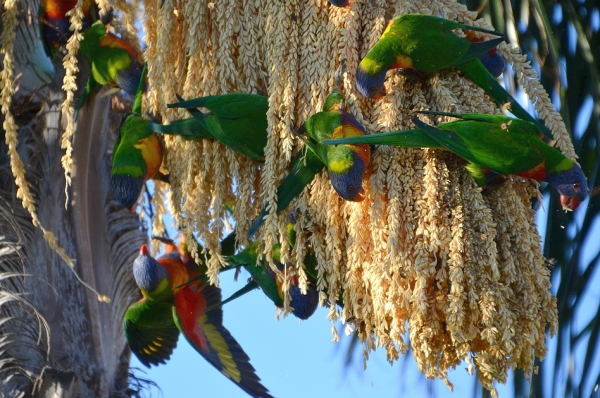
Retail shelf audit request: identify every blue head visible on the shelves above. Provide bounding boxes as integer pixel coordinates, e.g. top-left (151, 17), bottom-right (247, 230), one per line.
top-left (111, 174), bottom-right (144, 211)
top-left (355, 65), bottom-right (387, 99)
top-left (289, 283), bottom-right (319, 320)
top-left (117, 62), bottom-right (144, 96)
top-left (479, 50), bottom-right (506, 78)
top-left (328, 0), bottom-right (350, 7)
top-left (546, 164), bottom-right (589, 210)
top-left (328, 150), bottom-right (367, 201)
top-left (133, 244), bottom-right (171, 296)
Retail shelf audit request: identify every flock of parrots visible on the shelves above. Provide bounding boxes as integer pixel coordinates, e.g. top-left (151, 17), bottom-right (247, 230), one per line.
top-left (41, 1), bottom-right (589, 396)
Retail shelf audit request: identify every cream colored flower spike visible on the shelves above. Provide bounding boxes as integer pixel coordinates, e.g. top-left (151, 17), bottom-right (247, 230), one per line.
top-left (141, 1), bottom-right (566, 395)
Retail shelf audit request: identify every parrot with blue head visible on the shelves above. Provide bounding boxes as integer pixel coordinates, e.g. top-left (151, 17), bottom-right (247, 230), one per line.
top-left (124, 240), bottom-right (273, 398)
top-left (323, 112), bottom-right (589, 210)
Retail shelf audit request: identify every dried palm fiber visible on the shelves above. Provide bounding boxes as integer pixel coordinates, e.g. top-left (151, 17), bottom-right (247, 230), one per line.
top-left (2, 0), bottom-right (114, 300)
top-left (142, 0), bottom-right (566, 393)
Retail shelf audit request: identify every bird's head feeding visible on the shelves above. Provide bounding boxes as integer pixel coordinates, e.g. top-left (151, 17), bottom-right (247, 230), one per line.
top-left (355, 64), bottom-right (387, 99)
top-left (546, 165), bottom-right (589, 210)
top-left (327, 154), bottom-right (367, 201)
top-left (133, 244), bottom-right (171, 296)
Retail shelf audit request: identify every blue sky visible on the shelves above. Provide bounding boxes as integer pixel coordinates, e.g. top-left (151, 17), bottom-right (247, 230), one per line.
top-left (129, 263), bottom-right (518, 398)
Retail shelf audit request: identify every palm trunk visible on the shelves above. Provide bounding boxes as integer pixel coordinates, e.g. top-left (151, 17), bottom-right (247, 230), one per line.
top-left (0, 2), bottom-right (146, 396)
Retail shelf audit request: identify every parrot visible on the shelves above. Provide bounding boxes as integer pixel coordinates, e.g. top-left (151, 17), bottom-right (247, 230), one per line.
top-left (124, 241), bottom-right (273, 398)
top-left (355, 14), bottom-right (504, 99)
top-left (40, 0), bottom-right (97, 57)
top-left (161, 94), bottom-right (269, 161)
top-left (79, 21), bottom-right (143, 96)
top-left (247, 88), bottom-right (371, 236)
top-left (323, 112), bottom-right (589, 210)
top-left (228, 239), bottom-right (320, 320)
top-left (111, 63), bottom-right (163, 211)
top-left (355, 14), bottom-right (551, 139)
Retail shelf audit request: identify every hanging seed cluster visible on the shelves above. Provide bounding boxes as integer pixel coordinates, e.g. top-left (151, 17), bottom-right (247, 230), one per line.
top-left (0, 0), bottom-right (566, 394)
top-left (143, 0), bottom-right (563, 394)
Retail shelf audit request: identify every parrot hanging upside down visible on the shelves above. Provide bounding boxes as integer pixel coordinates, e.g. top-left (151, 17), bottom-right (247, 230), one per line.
top-left (79, 21), bottom-right (144, 96)
top-left (124, 241), bottom-right (273, 398)
top-left (355, 13), bottom-right (505, 99)
top-left (111, 114), bottom-right (163, 211)
top-left (323, 112), bottom-right (589, 210)
top-left (228, 240), bottom-right (319, 320)
top-left (247, 84), bottom-right (371, 236)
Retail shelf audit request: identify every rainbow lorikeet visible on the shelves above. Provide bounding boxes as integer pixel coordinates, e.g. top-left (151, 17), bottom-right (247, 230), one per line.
top-left (247, 89), bottom-right (370, 236)
top-left (111, 114), bottom-right (163, 210)
top-left (355, 14), bottom-right (504, 99)
top-left (40, 0), bottom-right (97, 57)
top-left (79, 21), bottom-right (143, 96)
top-left (124, 241), bottom-right (273, 398)
top-left (160, 94), bottom-right (268, 161)
top-left (323, 112), bottom-right (589, 210)
top-left (111, 64), bottom-right (162, 211)
top-left (228, 240), bottom-right (319, 320)
top-left (355, 14), bottom-right (550, 138)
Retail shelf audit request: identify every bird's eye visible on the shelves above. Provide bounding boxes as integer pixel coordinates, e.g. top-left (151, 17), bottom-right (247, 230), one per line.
top-left (370, 87), bottom-right (376, 94)
top-left (348, 185), bottom-right (355, 192)
top-left (573, 182), bottom-right (581, 190)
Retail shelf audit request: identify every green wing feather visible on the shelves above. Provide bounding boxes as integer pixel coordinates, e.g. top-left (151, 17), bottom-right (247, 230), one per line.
top-left (455, 59), bottom-right (553, 139)
top-left (322, 128), bottom-right (442, 148)
top-left (167, 94), bottom-right (268, 161)
top-left (412, 117), bottom-right (545, 174)
top-left (124, 299), bottom-right (180, 367)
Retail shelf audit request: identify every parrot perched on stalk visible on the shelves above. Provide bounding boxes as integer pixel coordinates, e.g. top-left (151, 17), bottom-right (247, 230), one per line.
top-left (356, 13), bottom-right (551, 138)
top-left (323, 112), bottom-right (589, 210)
top-left (161, 94), bottom-right (269, 161)
top-left (247, 86), bottom-right (371, 236)
top-left (40, 0), bottom-right (97, 57)
top-left (124, 240), bottom-right (273, 398)
top-left (111, 64), bottom-right (163, 211)
top-left (79, 21), bottom-right (143, 96)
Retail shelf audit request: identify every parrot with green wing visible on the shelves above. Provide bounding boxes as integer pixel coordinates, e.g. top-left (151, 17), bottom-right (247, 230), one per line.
top-left (79, 21), bottom-right (143, 96)
top-left (355, 14), bottom-right (551, 138)
top-left (247, 88), bottom-right (370, 236)
top-left (161, 94), bottom-right (269, 161)
top-left (323, 112), bottom-right (588, 210)
top-left (111, 64), bottom-right (163, 211)
top-left (124, 240), bottom-right (273, 398)
top-left (355, 14), bottom-right (504, 99)
top-left (111, 114), bottom-right (163, 210)
top-left (228, 239), bottom-right (320, 320)
top-left (40, 0), bottom-right (98, 57)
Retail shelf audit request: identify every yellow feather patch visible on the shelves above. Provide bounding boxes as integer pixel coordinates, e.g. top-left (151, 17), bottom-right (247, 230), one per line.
top-left (134, 134), bottom-right (163, 180)
top-left (200, 314), bottom-right (242, 383)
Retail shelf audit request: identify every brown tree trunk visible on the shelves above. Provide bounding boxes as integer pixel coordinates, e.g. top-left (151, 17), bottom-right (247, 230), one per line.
top-left (0, 2), bottom-right (146, 396)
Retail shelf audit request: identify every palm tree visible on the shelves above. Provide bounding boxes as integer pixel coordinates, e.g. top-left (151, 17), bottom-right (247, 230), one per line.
top-left (3, 0), bottom-right (598, 396)
top-left (0, 1), bottom-right (146, 395)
